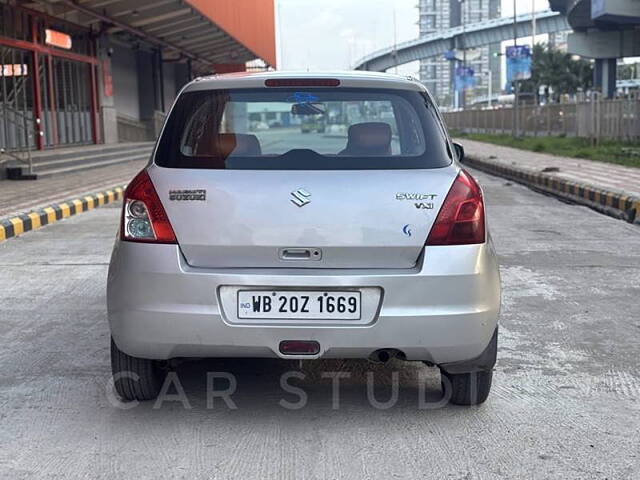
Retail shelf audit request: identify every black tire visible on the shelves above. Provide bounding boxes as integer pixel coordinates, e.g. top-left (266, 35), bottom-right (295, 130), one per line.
top-left (441, 370), bottom-right (493, 406)
top-left (111, 338), bottom-right (165, 401)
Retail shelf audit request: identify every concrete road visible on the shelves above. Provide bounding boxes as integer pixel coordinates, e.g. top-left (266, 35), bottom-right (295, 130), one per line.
top-left (1, 171), bottom-right (639, 479)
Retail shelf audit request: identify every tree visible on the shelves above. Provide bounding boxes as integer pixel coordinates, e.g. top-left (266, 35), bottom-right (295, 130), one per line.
top-left (517, 44), bottom-right (593, 102)
top-left (618, 63), bottom-right (639, 81)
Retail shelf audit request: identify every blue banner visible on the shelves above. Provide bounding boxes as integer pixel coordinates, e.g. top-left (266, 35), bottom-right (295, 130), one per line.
top-left (506, 45), bottom-right (532, 89)
top-left (443, 50), bottom-right (457, 61)
top-left (454, 66), bottom-right (476, 91)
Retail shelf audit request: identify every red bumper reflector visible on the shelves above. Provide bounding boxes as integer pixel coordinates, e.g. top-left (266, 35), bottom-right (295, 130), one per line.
top-left (279, 340), bottom-right (320, 355)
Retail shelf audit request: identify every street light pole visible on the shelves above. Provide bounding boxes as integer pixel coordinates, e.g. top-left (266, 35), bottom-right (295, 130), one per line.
top-left (393, 6), bottom-right (398, 75)
top-left (512, 0), bottom-right (520, 137)
top-left (532, 0), bottom-right (537, 44)
top-left (460, 0), bottom-right (467, 110)
top-left (488, 69), bottom-right (493, 108)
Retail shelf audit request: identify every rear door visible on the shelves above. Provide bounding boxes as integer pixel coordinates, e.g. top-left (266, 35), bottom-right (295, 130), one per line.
top-left (150, 166), bottom-right (458, 268)
top-left (151, 81), bottom-right (456, 269)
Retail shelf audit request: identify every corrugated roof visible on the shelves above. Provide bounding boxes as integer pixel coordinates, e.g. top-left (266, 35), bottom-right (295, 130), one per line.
top-left (185, 0), bottom-right (276, 68)
top-left (25, 0), bottom-right (275, 71)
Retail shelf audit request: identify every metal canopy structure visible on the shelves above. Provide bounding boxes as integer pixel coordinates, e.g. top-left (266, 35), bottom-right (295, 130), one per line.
top-left (549, 0), bottom-right (592, 29)
top-left (22, 0), bottom-right (263, 70)
top-left (354, 11), bottom-right (570, 72)
top-left (549, 0), bottom-right (640, 30)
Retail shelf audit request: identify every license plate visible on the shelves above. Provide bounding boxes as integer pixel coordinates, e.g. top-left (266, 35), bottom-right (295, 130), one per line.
top-left (237, 290), bottom-right (361, 320)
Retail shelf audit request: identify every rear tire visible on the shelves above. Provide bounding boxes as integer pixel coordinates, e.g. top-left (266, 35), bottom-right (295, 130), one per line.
top-left (441, 370), bottom-right (493, 406)
top-left (111, 338), bottom-right (165, 401)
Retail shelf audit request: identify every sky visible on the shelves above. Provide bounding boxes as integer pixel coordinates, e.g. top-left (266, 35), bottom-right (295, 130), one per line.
top-left (276, 0), bottom-right (551, 72)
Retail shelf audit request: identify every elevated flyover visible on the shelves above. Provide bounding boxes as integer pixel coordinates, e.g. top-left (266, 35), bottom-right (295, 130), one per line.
top-left (354, 10), bottom-right (569, 72)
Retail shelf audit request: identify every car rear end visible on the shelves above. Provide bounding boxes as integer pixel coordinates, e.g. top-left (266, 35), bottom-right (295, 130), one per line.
top-left (107, 72), bottom-right (500, 404)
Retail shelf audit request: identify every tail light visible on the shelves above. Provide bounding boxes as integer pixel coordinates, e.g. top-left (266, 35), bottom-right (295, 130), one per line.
top-left (120, 170), bottom-right (176, 244)
top-left (426, 170), bottom-right (485, 245)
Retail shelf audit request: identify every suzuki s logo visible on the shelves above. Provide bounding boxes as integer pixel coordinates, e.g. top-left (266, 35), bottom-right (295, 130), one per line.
top-left (291, 188), bottom-right (311, 207)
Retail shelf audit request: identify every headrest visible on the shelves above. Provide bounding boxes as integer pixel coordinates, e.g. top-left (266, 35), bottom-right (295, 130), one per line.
top-left (345, 122), bottom-right (392, 154)
top-left (215, 134), bottom-right (262, 156)
top-left (195, 133), bottom-right (262, 157)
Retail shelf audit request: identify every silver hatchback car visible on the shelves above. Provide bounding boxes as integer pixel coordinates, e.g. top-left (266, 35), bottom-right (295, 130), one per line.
top-left (107, 71), bottom-right (500, 405)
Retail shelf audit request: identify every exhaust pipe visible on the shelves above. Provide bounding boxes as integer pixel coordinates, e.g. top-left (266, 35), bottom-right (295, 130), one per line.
top-left (369, 348), bottom-right (402, 364)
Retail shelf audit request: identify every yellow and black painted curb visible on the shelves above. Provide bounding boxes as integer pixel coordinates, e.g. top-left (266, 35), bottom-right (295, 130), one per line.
top-left (463, 155), bottom-right (640, 225)
top-left (0, 185), bottom-right (125, 243)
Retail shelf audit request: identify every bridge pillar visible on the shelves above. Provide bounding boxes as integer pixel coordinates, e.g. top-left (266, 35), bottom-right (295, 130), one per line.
top-left (594, 58), bottom-right (617, 99)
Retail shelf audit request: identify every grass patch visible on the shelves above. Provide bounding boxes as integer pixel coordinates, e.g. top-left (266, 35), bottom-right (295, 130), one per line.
top-left (453, 132), bottom-right (640, 169)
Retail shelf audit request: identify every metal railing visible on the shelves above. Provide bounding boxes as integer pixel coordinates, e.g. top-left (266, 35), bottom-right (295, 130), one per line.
top-left (0, 104), bottom-right (34, 175)
top-left (443, 93), bottom-right (640, 143)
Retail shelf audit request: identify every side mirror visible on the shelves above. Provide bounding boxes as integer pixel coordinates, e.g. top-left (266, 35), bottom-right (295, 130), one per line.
top-left (453, 142), bottom-right (465, 161)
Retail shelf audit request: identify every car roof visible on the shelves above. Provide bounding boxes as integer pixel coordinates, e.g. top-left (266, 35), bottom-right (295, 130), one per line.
top-left (182, 70), bottom-right (427, 93)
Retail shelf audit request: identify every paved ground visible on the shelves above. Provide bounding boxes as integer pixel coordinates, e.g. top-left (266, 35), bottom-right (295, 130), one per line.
top-left (460, 138), bottom-right (640, 197)
top-left (0, 170), bottom-right (639, 479)
top-left (0, 156), bottom-right (146, 217)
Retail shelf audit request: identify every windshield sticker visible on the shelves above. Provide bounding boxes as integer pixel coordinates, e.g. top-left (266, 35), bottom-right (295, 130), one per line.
top-left (286, 92), bottom-right (319, 103)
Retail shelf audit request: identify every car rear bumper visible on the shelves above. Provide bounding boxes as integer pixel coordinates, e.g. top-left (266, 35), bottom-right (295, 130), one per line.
top-left (107, 241), bottom-right (500, 367)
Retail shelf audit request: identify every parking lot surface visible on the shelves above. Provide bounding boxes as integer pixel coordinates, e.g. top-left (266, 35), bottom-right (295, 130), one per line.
top-left (0, 170), bottom-right (639, 479)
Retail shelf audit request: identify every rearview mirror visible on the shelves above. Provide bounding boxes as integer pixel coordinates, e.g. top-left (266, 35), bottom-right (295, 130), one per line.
top-left (291, 103), bottom-right (326, 115)
top-left (453, 142), bottom-right (465, 161)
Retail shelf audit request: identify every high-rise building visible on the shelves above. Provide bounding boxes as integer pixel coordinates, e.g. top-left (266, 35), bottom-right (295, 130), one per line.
top-left (418, 0), bottom-right (501, 107)
top-left (548, 30), bottom-right (570, 51)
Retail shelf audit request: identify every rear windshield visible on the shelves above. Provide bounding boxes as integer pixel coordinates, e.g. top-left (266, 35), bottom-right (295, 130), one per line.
top-left (155, 87), bottom-right (452, 170)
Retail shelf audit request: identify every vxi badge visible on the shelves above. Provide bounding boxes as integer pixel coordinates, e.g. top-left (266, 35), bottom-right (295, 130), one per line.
top-left (395, 192), bottom-right (438, 210)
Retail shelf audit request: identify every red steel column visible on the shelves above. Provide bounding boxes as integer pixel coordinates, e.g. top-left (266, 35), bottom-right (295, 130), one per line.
top-left (89, 62), bottom-right (99, 144)
top-left (31, 17), bottom-right (44, 150)
top-left (90, 36), bottom-right (103, 144)
top-left (47, 54), bottom-right (58, 146)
